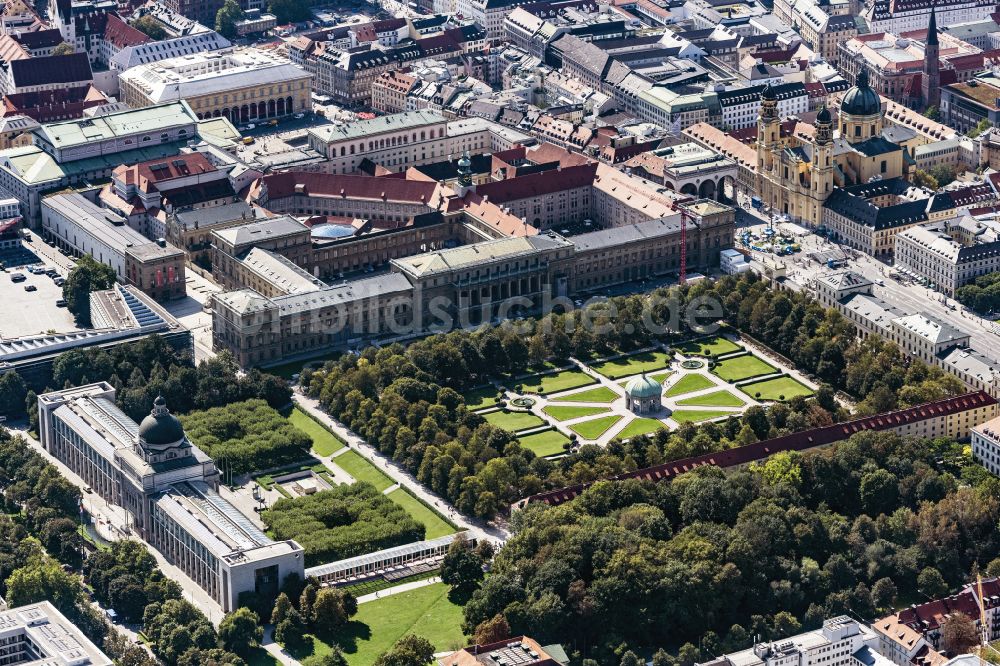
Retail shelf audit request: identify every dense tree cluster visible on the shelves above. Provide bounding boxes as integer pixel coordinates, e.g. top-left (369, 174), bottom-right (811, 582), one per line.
top-left (45, 336), bottom-right (290, 421)
top-left (63, 255), bottom-right (115, 325)
top-left (305, 274), bottom-right (963, 516)
top-left (0, 428), bottom-right (83, 565)
top-left (262, 482), bottom-right (424, 566)
top-left (269, 580), bottom-right (357, 655)
top-left (956, 273), bottom-right (1000, 314)
top-left (84, 541), bottom-right (182, 624)
top-left (180, 399), bottom-right (311, 476)
top-left (462, 431), bottom-right (1000, 662)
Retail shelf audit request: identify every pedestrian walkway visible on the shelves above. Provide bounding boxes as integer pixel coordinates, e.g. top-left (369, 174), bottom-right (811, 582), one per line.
top-left (293, 389), bottom-right (509, 545)
top-left (261, 625), bottom-right (302, 666)
top-left (356, 576), bottom-right (443, 604)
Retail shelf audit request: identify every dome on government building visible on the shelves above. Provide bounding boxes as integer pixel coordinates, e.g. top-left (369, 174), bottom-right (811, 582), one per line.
top-left (138, 396), bottom-right (186, 448)
top-left (841, 69), bottom-right (880, 117)
top-left (625, 374), bottom-right (662, 399)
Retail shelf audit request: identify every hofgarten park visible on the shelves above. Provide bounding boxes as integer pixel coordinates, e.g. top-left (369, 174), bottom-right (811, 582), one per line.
top-left (470, 333), bottom-right (817, 456)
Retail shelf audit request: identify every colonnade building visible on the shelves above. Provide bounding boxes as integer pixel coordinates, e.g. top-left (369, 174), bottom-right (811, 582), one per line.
top-left (37, 383), bottom-right (304, 612)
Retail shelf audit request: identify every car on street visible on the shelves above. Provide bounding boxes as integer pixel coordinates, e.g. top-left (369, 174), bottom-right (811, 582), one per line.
top-left (23, 284), bottom-right (36, 292)
top-left (55, 298), bottom-right (67, 307)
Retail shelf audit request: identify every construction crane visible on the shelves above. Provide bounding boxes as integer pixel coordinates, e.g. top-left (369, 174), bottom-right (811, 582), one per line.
top-left (679, 207), bottom-right (689, 285)
top-left (678, 206), bottom-right (702, 285)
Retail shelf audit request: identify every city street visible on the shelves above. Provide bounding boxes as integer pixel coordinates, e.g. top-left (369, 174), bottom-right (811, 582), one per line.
top-left (734, 208), bottom-right (1000, 361)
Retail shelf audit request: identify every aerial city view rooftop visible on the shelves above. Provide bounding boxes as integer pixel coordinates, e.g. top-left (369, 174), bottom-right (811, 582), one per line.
top-left (5, 0), bottom-right (1000, 662)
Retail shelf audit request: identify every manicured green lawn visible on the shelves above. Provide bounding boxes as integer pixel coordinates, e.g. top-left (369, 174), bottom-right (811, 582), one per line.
top-left (740, 375), bottom-right (815, 401)
top-left (664, 373), bottom-right (715, 397)
top-left (462, 385), bottom-right (497, 411)
top-left (289, 408), bottom-right (345, 456)
top-left (677, 336), bottom-right (742, 357)
top-left (385, 488), bottom-right (454, 540)
top-left (325, 583), bottom-right (466, 666)
top-left (570, 415), bottom-right (623, 440)
top-left (712, 354), bottom-right (777, 382)
top-left (676, 390), bottom-right (745, 408)
top-left (551, 386), bottom-right (620, 403)
top-left (590, 351), bottom-right (673, 379)
top-left (542, 405), bottom-right (610, 421)
top-left (617, 417), bottom-right (669, 439)
top-left (332, 450), bottom-right (394, 491)
top-left (520, 370), bottom-right (596, 394)
top-left (671, 409), bottom-right (732, 423)
top-left (619, 371), bottom-right (672, 388)
top-left (483, 410), bottom-right (546, 432)
top-left (518, 429), bottom-right (571, 457)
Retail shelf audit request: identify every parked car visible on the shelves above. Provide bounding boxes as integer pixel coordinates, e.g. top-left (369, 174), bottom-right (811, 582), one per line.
top-left (23, 284), bottom-right (36, 292)
top-left (45, 269), bottom-right (58, 277)
top-left (10, 272), bottom-right (25, 282)
top-left (54, 277), bottom-right (65, 286)
top-left (55, 298), bottom-right (67, 307)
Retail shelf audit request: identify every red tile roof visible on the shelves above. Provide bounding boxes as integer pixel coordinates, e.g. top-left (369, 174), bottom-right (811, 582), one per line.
top-left (103, 13), bottom-right (150, 48)
top-left (523, 391), bottom-right (997, 507)
top-left (474, 163), bottom-right (598, 203)
top-left (2, 84), bottom-right (108, 122)
top-left (261, 171), bottom-right (445, 205)
top-left (114, 153), bottom-right (217, 191)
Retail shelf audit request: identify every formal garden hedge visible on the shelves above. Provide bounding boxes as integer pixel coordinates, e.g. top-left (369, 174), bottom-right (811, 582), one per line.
top-left (262, 482), bottom-right (425, 566)
top-left (179, 399), bottom-right (312, 476)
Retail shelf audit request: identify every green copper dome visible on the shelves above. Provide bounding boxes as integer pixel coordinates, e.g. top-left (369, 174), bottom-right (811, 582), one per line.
top-left (625, 374), bottom-right (662, 399)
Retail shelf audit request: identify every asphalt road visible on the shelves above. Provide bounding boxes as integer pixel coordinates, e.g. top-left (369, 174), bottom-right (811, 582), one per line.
top-left (734, 206), bottom-right (1000, 362)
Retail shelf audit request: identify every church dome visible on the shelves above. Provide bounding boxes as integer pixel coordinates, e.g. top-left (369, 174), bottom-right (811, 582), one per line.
top-left (841, 69), bottom-right (880, 117)
top-left (625, 374), bottom-right (662, 399)
top-left (138, 396), bottom-right (185, 448)
top-left (816, 104), bottom-right (831, 124)
top-left (761, 82), bottom-right (776, 101)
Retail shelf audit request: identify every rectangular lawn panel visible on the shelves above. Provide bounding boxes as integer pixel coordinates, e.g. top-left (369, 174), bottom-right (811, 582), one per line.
top-left (740, 375), bottom-right (815, 401)
top-left (663, 373), bottom-right (715, 397)
top-left (676, 390), bottom-right (745, 407)
top-left (617, 417), bottom-right (669, 440)
top-left (672, 409), bottom-right (732, 423)
top-left (518, 429), bottom-right (571, 457)
top-left (326, 583), bottom-right (465, 666)
top-left (385, 488), bottom-right (455, 540)
top-left (590, 350), bottom-right (673, 379)
top-left (551, 386), bottom-right (620, 403)
top-left (462, 385), bottom-right (497, 411)
top-left (542, 405), bottom-right (611, 421)
top-left (677, 335), bottom-right (742, 357)
top-left (332, 449), bottom-right (394, 491)
top-left (520, 370), bottom-right (596, 394)
top-left (712, 354), bottom-right (777, 382)
top-left (289, 407), bottom-right (345, 456)
top-left (482, 410), bottom-right (546, 432)
top-left (569, 414), bottom-right (622, 440)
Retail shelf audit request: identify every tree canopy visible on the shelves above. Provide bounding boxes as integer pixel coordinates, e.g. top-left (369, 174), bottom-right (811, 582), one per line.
top-left (180, 399), bottom-right (311, 475)
top-left (262, 482), bottom-right (424, 566)
top-left (63, 255), bottom-right (115, 325)
top-left (462, 430), bottom-right (1000, 660)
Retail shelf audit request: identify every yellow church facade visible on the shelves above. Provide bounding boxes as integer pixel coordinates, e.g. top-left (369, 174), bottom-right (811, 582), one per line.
top-left (755, 69), bottom-right (906, 227)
